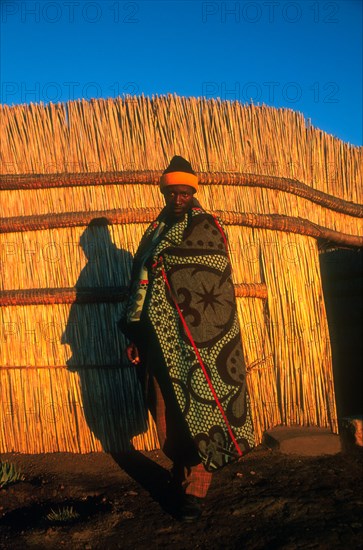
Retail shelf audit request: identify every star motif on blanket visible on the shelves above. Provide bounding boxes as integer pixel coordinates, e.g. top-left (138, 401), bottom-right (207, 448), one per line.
top-left (195, 283), bottom-right (223, 312)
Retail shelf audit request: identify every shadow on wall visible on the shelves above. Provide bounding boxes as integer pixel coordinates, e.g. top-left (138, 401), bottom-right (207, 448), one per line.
top-left (320, 248), bottom-right (363, 418)
top-left (62, 218), bottom-right (148, 452)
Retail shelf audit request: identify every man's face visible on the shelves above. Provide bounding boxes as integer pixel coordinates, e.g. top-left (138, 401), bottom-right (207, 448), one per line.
top-left (162, 185), bottom-right (195, 220)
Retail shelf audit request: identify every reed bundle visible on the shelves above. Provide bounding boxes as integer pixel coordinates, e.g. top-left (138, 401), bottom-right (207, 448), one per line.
top-left (2, 171), bottom-right (362, 216)
top-left (2, 208), bottom-right (362, 247)
top-left (0, 95), bottom-right (361, 454)
top-left (1, 97), bottom-right (362, 197)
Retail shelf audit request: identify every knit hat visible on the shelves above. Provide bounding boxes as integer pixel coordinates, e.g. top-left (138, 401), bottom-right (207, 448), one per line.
top-left (160, 155), bottom-right (198, 192)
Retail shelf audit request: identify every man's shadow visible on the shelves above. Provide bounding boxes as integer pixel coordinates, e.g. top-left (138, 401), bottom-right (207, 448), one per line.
top-left (112, 449), bottom-right (181, 516)
top-left (62, 218), bottom-right (178, 515)
top-left (62, 218), bottom-right (148, 452)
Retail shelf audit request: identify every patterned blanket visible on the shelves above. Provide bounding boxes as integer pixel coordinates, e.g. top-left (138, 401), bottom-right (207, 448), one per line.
top-left (125, 207), bottom-right (255, 471)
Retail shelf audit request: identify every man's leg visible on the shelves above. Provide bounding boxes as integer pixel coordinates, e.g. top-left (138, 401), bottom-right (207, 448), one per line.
top-left (183, 463), bottom-right (212, 498)
top-left (149, 374), bottom-right (212, 511)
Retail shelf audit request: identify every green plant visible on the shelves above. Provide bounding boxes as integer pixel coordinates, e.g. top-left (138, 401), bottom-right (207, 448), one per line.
top-left (46, 506), bottom-right (80, 522)
top-left (0, 461), bottom-right (25, 488)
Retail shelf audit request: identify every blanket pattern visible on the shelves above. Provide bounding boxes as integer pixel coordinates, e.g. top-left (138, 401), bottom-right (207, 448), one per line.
top-left (132, 207), bottom-right (255, 471)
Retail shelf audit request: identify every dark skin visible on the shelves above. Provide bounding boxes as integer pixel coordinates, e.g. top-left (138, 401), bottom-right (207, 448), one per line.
top-left (162, 184), bottom-right (195, 222)
top-left (126, 184), bottom-right (195, 364)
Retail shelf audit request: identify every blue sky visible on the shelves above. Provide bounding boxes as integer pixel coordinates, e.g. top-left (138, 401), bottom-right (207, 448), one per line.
top-left (1, 0), bottom-right (362, 145)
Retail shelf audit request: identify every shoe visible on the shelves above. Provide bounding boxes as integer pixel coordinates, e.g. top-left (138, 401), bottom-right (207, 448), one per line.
top-left (178, 494), bottom-right (203, 522)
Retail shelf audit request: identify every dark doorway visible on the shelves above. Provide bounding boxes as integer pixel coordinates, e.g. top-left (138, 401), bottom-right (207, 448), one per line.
top-left (320, 248), bottom-right (363, 418)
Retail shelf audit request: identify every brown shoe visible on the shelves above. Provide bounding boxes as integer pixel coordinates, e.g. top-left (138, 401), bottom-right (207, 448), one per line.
top-left (178, 494), bottom-right (203, 522)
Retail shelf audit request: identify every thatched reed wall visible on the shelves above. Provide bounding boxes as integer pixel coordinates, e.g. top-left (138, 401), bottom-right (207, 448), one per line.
top-left (1, 95), bottom-right (362, 453)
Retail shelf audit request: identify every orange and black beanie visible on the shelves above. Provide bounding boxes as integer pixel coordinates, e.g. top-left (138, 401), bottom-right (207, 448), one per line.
top-left (160, 155), bottom-right (198, 193)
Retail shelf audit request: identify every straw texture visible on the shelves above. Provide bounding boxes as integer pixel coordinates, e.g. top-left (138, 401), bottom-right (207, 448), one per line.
top-left (1, 95), bottom-right (361, 454)
top-left (1, 97), bottom-right (362, 204)
top-left (2, 209), bottom-right (362, 247)
top-left (1, 171), bottom-right (362, 217)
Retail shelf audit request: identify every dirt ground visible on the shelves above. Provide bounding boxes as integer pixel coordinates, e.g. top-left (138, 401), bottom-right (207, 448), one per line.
top-left (0, 446), bottom-right (362, 550)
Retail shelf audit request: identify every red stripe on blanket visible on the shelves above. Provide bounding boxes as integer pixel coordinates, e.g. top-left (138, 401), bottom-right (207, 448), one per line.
top-left (160, 265), bottom-right (243, 458)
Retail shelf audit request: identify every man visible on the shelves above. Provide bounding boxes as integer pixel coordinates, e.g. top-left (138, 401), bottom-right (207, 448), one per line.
top-left (121, 156), bottom-right (255, 521)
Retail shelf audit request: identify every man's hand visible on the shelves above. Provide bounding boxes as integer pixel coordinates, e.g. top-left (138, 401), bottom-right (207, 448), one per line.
top-left (126, 342), bottom-right (140, 365)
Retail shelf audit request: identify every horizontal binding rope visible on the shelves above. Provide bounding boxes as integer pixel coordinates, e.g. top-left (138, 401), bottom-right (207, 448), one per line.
top-left (0, 171), bottom-right (362, 218)
top-left (1, 208), bottom-right (362, 247)
top-left (0, 207), bottom-right (159, 233)
top-left (216, 211), bottom-right (363, 248)
top-left (235, 283), bottom-right (267, 299)
top-left (0, 283), bottom-right (267, 307)
top-left (0, 287), bottom-right (128, 306)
